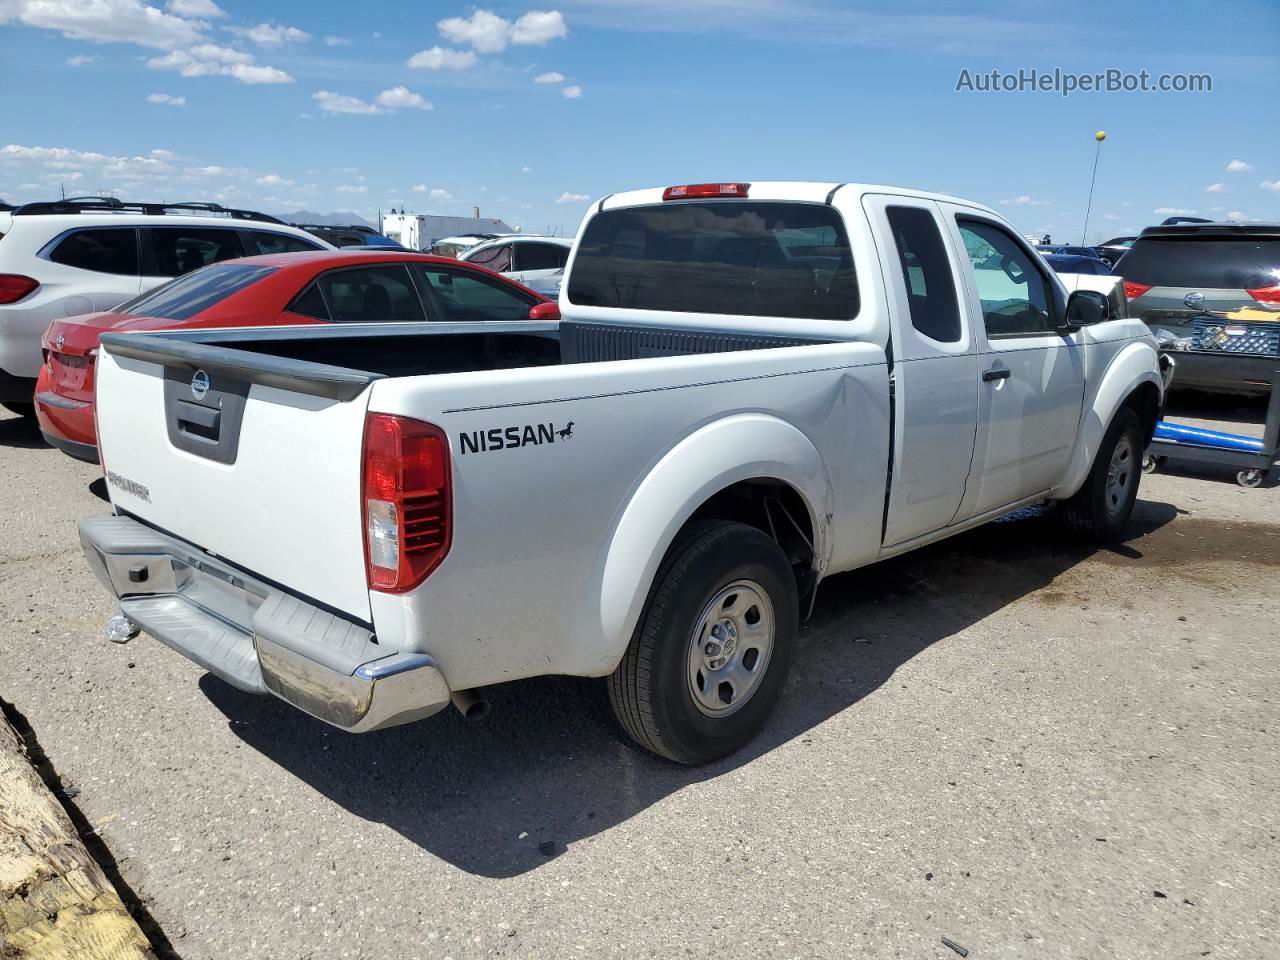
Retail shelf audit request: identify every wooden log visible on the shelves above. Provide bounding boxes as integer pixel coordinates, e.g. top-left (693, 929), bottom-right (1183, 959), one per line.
top-left (0, 708), bottom-right (155, 959)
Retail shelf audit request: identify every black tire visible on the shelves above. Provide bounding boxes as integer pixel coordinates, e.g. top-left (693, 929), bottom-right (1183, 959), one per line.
top-left (0, 401), bottom-right (34, 418)
top-left (607, 520), bottom-right (798, 765)
top-left (1059, 406), bottom-right (1143, 542)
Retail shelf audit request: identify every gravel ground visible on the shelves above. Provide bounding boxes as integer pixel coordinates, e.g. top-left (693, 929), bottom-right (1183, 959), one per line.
top-left (1, 400), bottom-right (1277, 960)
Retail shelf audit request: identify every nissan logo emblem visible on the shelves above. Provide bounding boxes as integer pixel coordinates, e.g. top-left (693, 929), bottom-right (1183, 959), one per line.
top-left (1184, 291), bottom-right (1205, 309)
top-left (190, 369), bottom-right (211, 401)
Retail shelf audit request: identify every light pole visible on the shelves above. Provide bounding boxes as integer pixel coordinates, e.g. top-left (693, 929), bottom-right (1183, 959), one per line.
top-left (1081, 129), bottom-right (1106, 245)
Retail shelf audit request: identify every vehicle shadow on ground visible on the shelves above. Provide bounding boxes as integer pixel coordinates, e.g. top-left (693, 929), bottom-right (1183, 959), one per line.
top-left (202, 500), bottom-right (1181, 879)
top-left (0, 411), bottom-right (49, 450)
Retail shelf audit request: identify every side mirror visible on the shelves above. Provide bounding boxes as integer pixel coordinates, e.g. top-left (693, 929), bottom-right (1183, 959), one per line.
top-left (1064, 288), bottom-right (1108, 331)
top-left (528, 301), bottom-right (560, 322)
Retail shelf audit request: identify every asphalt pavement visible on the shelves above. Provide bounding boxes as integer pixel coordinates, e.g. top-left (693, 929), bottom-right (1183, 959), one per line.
top-left (1, 401), bottom-right (1277, 960)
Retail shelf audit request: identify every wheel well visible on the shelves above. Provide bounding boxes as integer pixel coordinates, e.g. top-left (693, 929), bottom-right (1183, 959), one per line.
top-left (1125, 381), bottom-right (1161, 444)
top-left (685, 478), bottom-right (817, 596)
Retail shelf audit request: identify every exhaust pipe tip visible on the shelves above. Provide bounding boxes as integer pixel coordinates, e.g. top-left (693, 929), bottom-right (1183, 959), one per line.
top-left (450, 689), bottom-right (490, 720)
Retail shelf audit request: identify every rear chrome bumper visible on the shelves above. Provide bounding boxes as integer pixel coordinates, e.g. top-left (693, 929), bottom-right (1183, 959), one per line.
top-left (78, 514), bottom-right (451, 732)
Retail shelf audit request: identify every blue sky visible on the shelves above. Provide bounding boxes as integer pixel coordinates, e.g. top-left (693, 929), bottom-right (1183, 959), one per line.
top-left (2, 0), bottom-right (1278, 241)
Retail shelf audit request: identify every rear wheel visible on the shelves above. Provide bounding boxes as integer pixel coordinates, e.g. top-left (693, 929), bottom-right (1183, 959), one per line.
top-left (0, 401), bottom-right (34, 418)
top-left (608, 520), bottom-right (798, 765)
top-left (1059, 406), bottom-right (1143, 542)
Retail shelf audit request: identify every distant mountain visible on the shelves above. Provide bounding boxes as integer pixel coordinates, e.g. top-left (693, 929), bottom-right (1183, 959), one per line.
top-left (273, 210), bottom-right (373, 228)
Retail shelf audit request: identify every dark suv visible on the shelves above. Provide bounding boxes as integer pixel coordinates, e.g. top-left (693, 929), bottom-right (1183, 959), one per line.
top-left (1115, 223), bottom-right (1280, 394)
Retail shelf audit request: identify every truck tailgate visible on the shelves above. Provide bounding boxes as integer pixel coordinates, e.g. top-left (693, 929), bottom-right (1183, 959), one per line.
top-left (94, 341), bottom-right (375, 622)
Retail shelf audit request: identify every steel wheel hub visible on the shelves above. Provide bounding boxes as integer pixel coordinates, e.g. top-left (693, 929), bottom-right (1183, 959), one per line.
top-left (1105, 434), bottom-right (1134, 516)
top-left (686, 580), bottom-right (774, 718)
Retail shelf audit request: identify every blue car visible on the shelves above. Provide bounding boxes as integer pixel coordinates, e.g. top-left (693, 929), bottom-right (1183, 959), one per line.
top-left (1041, 253), bottom-right (1114, 276)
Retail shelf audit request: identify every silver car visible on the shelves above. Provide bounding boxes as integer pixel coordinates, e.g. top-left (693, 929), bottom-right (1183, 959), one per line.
top-left (1116, 223), bottom-right (1280, 394)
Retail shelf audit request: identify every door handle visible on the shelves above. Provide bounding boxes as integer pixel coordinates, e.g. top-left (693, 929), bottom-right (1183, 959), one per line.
top-left (982, 368), bottom-right (1011, 382)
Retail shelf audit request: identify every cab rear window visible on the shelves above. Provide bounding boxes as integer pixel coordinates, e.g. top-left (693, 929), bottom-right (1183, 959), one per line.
top-left (113, 262), bottom-right (277, 321)
top-left (567, 201), bottom-right (858, 320)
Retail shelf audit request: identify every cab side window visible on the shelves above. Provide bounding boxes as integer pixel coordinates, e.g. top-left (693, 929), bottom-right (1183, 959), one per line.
top-left (466, 243), bottom-right (513, 272)
top-left (414, 265), bottom-right (534, 322)
top-left (516, 243), bottom-right (568, 272)
top-left (317, 265), bottom-right (426, 324)
top-left (957, 219), bottom-right (1054, 336)
top-left (47, 228), bottom-right (140, 276)
top-left (149, 227), bottom-right (245, 277)
top-left (248, 231), bottom-right (324, 255)
top-left (886, 206), bottom-right (961, 343)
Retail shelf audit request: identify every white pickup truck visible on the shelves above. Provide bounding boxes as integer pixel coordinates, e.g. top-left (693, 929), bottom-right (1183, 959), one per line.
top-left (80, 182), bottom-right (1164, 764)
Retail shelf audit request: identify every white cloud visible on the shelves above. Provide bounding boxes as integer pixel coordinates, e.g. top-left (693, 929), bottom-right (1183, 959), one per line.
top-left (429, 188), bottom-right (452, 200)
top-left (511, 10), bottom-right (568, 45)
top-left (312, 90), bottom-right (381, 115)
top-left (556, 191), bottom-right (589, 203)
top-left (412, 184), bottom-right (427, 192)
top-left (323, 35), bottom-right (350, 46)
top-left (437, 8), bottom-right (567, 53)
top-left (561, 84), bottom-right (582, 99)
top-left (243, 23), bottom-right (310, 48)
top-left (256, 173), bottom-right (294, 187)
top-left (521, 165), bottom-right (532, 172)
top-left (1103, 213), bottom-right (1119, 220)
top-left (1261, 180), bottom-right (1280, 193)
top-left (150, 148), bottom-right (177, 160)
top-left (999, 195), bottom-right (1048, 207)
top-left (3, 0), bottom-right (205, 49)
top-left (1154, 207), bottom-right (1197, 216)
top-left (166, 0), bottom-right (225, 17)
top-left (535, 71), bottom-right (564, 84)
top-left (336, 184), bottom-right (368, 194)
top-left (1205, 182), bottom-right (1225, 193)
top-left (374, 86), bottom-right (432, 110)
top-left (1226, 159), bottom-right (1253, 173)
top-left (313, 88), bottom-right (432, 115)
top-left (1225, 211), bottom-right (1255, 221)
top-left (66, 54), bottom-right (95, 66)
top-left (407, 45), bottom-right (478, 69)
top-left (146, 92), bottom-right (186, 106)
top-left (147, 42), bottom-right (293, 83)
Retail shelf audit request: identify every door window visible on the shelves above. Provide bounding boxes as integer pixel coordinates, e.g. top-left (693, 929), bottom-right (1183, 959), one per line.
top-left (149, 227), bottom-right (246, 277)
top-left (957, 219), bottom-right (1054, 336)
top-left (317, 265), bottom-right (426, 323)
top-left (46, 228), bottom-right (140, 275)
top-left (886, 206), bottom-right (961, 343)
top-left (247, 231), bottom-right (324, 255)
top-left (286, 282), bottom-right (330, 321)
top-left (414, 266), bottom-right (535, 322)
top-left (515, 242), bottom-right (568, 272)
top-left (466, 243), bottom-right (513, 272)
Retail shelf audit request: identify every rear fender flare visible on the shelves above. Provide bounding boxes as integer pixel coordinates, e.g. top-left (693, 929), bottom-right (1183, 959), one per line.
top-left (595, 413), bottom-right (831, 670)
top-left (1057, 339), bottom-right (1162, 497)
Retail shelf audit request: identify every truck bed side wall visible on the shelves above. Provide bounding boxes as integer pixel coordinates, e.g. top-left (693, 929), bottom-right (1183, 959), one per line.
top-left (366, 341), bottom-right (889, 690)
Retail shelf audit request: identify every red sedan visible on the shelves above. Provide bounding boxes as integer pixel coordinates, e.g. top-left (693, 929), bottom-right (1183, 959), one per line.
top-left (36, 250), bottom-right (559, 462)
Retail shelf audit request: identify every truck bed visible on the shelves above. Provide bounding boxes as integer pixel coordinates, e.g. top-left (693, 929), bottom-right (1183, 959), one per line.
top-left (101, 320), bottom-right (832, 396)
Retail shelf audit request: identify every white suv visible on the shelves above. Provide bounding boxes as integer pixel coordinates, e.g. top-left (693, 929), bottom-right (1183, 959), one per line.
top-left (0, 199), bottom-right (331, 413)
top-left (458, 235), bottom-right (572, 287)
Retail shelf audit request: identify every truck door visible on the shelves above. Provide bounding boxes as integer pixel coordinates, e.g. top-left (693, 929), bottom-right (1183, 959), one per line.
top-left (943, 209), bottom-right (1086, 520)
top-left (864, 196), bottom-right (979, 546)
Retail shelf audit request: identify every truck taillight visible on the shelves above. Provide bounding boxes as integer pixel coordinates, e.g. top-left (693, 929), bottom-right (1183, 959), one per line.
top-left (1245, 284), bottom-right (1280, 304)
top-left (0, 274), bottom-right (38, 304)
top-left (1121, 280), bottom-right (1151, 301)
top-left (362, 413), bottom-right (451, 593)
top-left (662, 183), bottom-right (750, 201)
